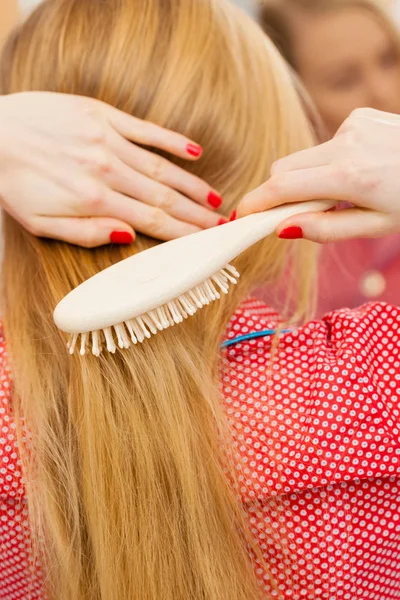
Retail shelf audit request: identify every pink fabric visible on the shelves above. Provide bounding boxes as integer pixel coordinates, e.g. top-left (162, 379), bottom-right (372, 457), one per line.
top-left (1, 299), bottom-right (400, 599)
top-left (317, 236), bottom-right (400, 315)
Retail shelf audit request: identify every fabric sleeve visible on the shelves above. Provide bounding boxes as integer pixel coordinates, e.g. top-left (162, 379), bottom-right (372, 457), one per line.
top-left (221, 302), bottom-right (400, 500)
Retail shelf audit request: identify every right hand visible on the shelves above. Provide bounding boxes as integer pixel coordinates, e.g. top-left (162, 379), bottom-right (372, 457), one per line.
top-left (0, 92), bottom-right (223, 247)
top-left (238, 108), bottom-right (400, 243)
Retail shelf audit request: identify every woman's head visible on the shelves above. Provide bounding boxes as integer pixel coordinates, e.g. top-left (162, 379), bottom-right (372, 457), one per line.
top-left (260, 0), bottom-right (400, 136)
top-left (0, 1), bottom-right (315, 599)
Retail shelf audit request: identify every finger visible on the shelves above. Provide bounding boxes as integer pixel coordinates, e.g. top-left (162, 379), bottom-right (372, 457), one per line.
top-left (107, 158), bottom-right (222, 229)
top-left (103, 104), bottom-right (203, 159)
top-left (30, 217), bottom-right (136, 248)
top-left (109, 131), bottom-right (220, 206)
top-left (98, 191), bottom-right (201, 241)
top-left (238, 165), bottom-right (362, 217)
top-left (271, 139), bottom-right (337, 174)
top-left (276, 208), bottom-right (391, 244)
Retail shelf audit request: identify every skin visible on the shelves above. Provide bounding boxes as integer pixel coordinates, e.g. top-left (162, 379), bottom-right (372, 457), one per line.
top-left (238, 108), bottom-right (400, 242)
top-left (291, 7), bottom-right (400, 135)
top-left (0, 2), bottom-right (221, 248)
top-left (0, 92), bottom-right (222, 247)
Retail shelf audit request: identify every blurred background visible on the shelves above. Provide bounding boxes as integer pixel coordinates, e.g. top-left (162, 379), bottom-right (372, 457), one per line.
top-left (7, 1), bottom-right (400, 24)
top-left (12, 0), bottom-right (400, 24)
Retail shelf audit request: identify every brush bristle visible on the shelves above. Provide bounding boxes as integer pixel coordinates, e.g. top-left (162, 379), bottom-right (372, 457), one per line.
top-left (67, 264), bottom-right (240, 356)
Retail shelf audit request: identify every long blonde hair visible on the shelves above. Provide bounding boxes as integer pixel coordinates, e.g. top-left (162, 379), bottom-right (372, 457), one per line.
top-left (259, 0), bottom-right (400, 69)
top-left (0, 1), bottom-right (316, 598)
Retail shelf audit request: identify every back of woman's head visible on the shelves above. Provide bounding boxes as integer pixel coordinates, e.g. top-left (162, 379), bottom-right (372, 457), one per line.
top-left (0, 1), bottom-right (315, 598)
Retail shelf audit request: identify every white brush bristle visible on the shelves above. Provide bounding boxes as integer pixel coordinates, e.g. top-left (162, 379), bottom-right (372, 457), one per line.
top-left (67, 263), bottom-right (240, 356)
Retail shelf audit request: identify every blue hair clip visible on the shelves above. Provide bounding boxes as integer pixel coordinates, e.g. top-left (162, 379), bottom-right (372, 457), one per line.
top-left (221, 328), bottom-right (292, 349)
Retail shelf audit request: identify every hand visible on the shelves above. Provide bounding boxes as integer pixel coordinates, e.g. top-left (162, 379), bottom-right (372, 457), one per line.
top-left (0, 92), bottom-right (223, 247)
top-left (238, 108), bottom-right (400, 243)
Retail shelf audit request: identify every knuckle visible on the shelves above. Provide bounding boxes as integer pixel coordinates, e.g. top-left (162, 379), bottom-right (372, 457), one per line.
top-left (80, 150), bottom-right (111, 174)
top-left (81, 184), bottom-right (106, 212)
top-left (82, 119), bottom-right (105, 144)
top-left (155, 188), bottom-right (175, 211)
top-left (95, 152), bottom-right (111, 174)
top-left (267, 173), bottom-right (284, 196)
top-left (335, 159), bottom-right (379, 195)
top-left (148, 156), bottom-right (164, 181)
top-left (333, 160), bottom-right (358, 188)
top-left (144, 207), bottom-right (166, 235)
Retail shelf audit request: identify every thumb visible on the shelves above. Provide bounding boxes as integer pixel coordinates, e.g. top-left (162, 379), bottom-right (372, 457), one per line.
top-left (276, 208), bottom-right (391, 244)
top-left (30, 216), bottom-right (136, 247)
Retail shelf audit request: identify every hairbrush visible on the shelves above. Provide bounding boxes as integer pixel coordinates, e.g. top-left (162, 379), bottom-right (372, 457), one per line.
top-left (54, 200), bottom-right (333, 356)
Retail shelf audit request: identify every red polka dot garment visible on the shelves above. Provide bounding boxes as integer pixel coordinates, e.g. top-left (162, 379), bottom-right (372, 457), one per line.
top-left (0, 300), bottom-right (399, 599)
top-left (221, 299), bottom-right (400, 599)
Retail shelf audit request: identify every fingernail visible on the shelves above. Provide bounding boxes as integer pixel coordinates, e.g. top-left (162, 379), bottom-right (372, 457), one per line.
top-left (278, 226), bottom-right (303, 240)
top-left (110, 230), bottom-right (134, 244)
top-left (229, 209), bottom-right (237, 222)
top-left (186, 143), bottom-right (203, 158)
top-left (218, 217), bottom-right (228, 226)
top-left (208, 191), bottom-right (223, 209)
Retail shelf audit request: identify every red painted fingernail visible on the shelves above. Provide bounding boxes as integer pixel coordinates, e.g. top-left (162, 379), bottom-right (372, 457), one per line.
top-left (229, 209), bottom-right (237, 222)
top-left (208, 191), bottom-right (222, 209)
top-left (278, 226), bottom-right (303, 240)
top-left (218, 217), bottom-right (228, 226)
top-left (110, 230), bottom-right (134, 244)
top-left (186, 143), bottom-right (203, 157)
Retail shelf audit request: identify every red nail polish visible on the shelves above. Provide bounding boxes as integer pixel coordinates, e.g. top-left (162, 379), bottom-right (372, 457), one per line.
top-left (278, 226), bottom-right (303, 240)
top-left (110, 230), bottom-right (134, 244)
top-left (229, 209), bottom-right (237, 222)
top-left (208, 191), bottom-right (222, 209)
top-left (217, 217), bottom-right (228, 226)
top-left (186, 143), bottom-right (203, 158)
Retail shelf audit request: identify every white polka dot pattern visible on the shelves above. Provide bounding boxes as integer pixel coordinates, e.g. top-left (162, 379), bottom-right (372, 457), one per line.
top-left (0, 301), bottom-right (399, 599)
top-left (221, 299), bottom-right (400, 599)
top-left (0, 330), bottom-right (43, 599)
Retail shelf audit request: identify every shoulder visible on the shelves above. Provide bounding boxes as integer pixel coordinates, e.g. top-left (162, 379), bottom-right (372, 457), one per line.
top-left (223, 299), bottom-right (399, 373)
top-left (220, 301), bottom-right (400, 499)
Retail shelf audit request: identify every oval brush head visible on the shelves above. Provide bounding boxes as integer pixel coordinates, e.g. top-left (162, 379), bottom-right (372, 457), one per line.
top-left (54, 200), bottom-right (333, 356)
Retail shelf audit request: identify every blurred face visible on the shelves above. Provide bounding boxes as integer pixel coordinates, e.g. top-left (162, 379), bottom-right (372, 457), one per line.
top-left (292, 8), bottom-right (400, 136)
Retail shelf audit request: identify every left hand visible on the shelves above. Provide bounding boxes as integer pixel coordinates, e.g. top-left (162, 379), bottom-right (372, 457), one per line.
top-left (0, 92), bottom-right (222, 247)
